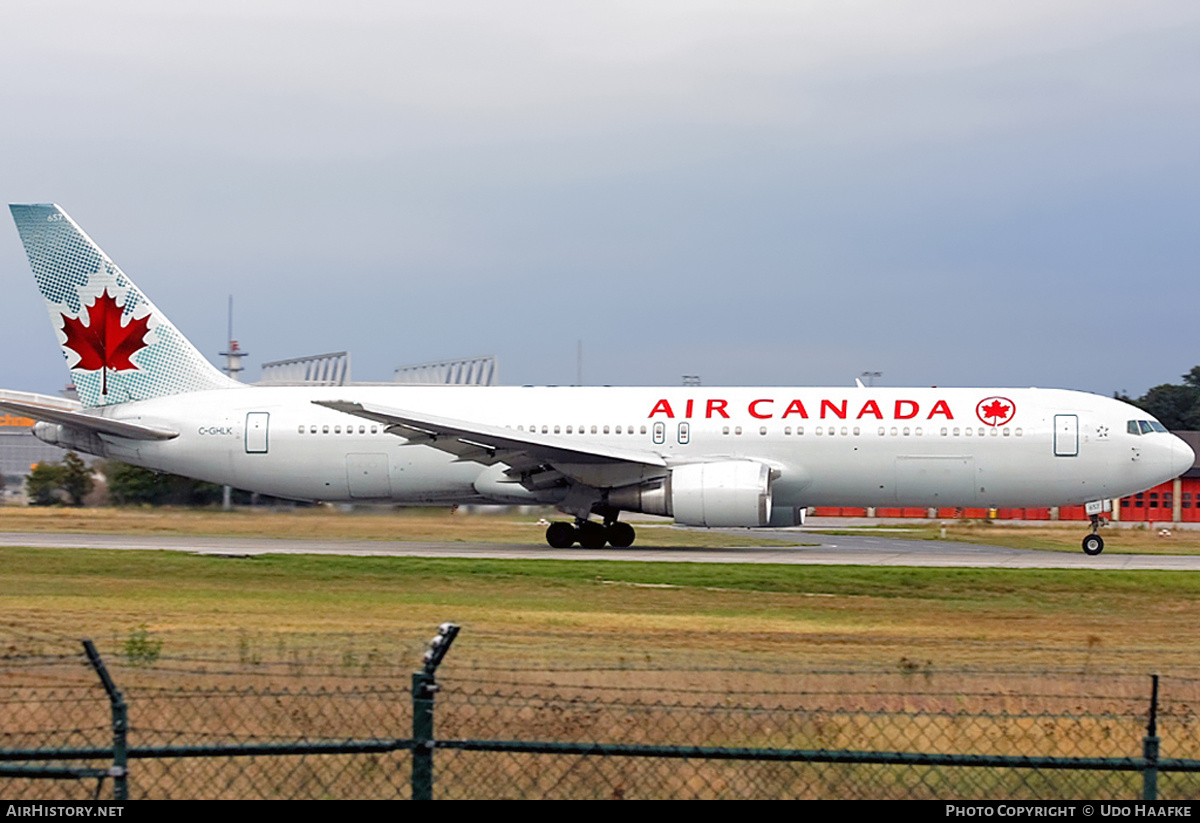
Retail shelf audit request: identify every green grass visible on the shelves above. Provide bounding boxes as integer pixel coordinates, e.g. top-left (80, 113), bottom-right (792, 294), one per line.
top-left (4, 546), bottom-right (1200, 671)
top-left (816, 522), bottom-right (1200, 554)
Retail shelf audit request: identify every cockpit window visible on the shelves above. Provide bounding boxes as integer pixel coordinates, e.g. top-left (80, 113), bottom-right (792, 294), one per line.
top-left (1129, 419), bottom-right (1169, 435)
top-left (1150, 421), bottom-right (1168, 433)
top-left (1128, 421), bottom-right (1140, 435)
top-left (1139, 420), bottom-right (1154, 435)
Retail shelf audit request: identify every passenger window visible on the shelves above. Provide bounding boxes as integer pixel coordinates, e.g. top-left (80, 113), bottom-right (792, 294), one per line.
top-left (760, 426), bottom-right (767, 436)
top-left (298, 426), bottom-right (305, 434)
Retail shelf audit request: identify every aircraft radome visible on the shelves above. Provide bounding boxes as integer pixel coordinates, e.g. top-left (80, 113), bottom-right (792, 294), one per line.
top-left (2, 204), bottom-right (1193, 555)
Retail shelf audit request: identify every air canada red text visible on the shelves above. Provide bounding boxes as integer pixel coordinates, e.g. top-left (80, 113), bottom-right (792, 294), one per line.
top-left (647, 398), bottom-right (955, 421)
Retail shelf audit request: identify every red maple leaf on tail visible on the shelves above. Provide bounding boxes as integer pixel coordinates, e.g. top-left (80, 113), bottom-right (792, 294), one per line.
top-left (60, 289), bottom-right (151, 395)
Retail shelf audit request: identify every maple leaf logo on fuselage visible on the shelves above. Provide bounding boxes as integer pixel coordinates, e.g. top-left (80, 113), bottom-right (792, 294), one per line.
top-left (975, 396), bottom-right (1016, 427)
top-left (60, 289), bottom-right (151, 395)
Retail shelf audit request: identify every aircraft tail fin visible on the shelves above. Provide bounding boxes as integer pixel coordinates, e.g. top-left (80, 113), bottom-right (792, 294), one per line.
top-left (9, 204), bottom-right (239, 407)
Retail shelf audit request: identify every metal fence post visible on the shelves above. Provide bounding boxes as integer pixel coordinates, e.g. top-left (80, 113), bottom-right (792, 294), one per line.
top-left (1143, 674), bottom-right (1160, 801)
top-left (411, 623), bottom-right (459, 801)
top-left (82, 640), bottom-right (128, 802)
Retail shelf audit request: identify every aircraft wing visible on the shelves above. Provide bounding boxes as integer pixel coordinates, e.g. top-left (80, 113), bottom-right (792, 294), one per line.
top-left (315, 399), bottom-right (667, 489)
top-left (0, 390), bottom-right (179, 441)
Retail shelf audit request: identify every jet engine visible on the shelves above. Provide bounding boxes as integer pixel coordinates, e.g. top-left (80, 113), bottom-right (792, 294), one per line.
top-left (608, 460), bottom-right (774, 527)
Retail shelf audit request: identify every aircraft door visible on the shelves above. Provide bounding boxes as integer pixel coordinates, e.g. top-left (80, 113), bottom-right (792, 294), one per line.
top-left (1054, 414), bottom-right (1079, 457)
top-left (245, 412), bottom-right (269, 454)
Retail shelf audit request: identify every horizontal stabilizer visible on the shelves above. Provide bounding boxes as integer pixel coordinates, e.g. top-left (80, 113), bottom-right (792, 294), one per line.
top-left (0, 390), bottom-right (178, 441)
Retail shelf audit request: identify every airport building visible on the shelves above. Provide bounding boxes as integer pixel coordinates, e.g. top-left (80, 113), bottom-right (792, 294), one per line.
top-left (0, 412), bottom-right (75, 497)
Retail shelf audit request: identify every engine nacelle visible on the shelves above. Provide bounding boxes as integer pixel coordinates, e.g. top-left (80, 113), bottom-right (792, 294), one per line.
top-left (609, 460), bottom-right (775, 528)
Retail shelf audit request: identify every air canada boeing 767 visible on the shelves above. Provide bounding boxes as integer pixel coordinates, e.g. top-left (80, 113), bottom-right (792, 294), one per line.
top-left (2, 204), bottom-right (1192, 554)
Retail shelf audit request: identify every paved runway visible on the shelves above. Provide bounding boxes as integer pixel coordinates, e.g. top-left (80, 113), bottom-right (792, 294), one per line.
top-left (0, 526), bottom-right (1198, 570)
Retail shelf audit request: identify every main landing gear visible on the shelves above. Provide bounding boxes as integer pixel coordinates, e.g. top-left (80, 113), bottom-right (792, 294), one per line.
top-left (1082, 514), bottom-right (1106, 556)
top-left (545, 518), bottom-right (636, 549)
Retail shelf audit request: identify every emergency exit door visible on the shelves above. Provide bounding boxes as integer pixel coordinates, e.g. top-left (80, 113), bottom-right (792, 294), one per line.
top-left (1054, 414), bottom-right (1078, 457)
top-left (245, 412), bottom-right (269, 453)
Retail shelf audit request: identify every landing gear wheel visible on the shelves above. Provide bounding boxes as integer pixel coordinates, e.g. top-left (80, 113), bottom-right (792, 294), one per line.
top-left (546, 522), bottom-right (577, 549)
top-left (577, 520), bottom-right (608, 549)
top-left (606, 522), bottom-right (636, 548)
top-left (1082, 534), bottom-right (1104, 556)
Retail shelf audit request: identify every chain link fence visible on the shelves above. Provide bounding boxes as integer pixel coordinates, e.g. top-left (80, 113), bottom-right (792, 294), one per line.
top-left (2, 625), bottom-right (1199, 800)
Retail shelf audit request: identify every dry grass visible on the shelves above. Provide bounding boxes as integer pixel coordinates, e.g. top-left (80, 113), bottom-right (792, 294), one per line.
top-left (0, 505), bottom-right (792, 548)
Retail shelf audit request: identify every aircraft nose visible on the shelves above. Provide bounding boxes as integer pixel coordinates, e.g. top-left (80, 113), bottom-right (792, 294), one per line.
top-left (1170, 435), bottom-right (1196, 477)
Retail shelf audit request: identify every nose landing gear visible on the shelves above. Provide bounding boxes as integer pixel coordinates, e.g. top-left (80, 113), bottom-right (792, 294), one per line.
top-left (1082, 514), bottom-right (1106, 556)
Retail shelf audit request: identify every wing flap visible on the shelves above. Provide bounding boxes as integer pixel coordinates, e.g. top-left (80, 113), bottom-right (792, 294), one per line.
top-left (315, 399), bottom-right (667, 489)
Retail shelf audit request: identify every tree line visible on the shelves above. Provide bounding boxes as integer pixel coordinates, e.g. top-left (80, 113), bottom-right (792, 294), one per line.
top-left (1116, 366), bottom-right (1200, 431)
top-left (25, 456), bottom-right (234, 507)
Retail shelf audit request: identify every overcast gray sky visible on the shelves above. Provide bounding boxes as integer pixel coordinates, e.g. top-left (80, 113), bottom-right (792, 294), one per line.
top-left (2, 1), bottom-right (1197, 396)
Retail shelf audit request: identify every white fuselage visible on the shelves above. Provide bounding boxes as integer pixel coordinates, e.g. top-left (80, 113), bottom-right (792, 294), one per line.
top-left (76, 385), bottom-right (1193, 511)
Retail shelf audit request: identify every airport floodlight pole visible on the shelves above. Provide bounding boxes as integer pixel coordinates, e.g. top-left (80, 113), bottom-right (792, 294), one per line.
top-left (412, 623), bottom-right (460, 800)
top-left (218, 296), bottom-right (247, 511)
